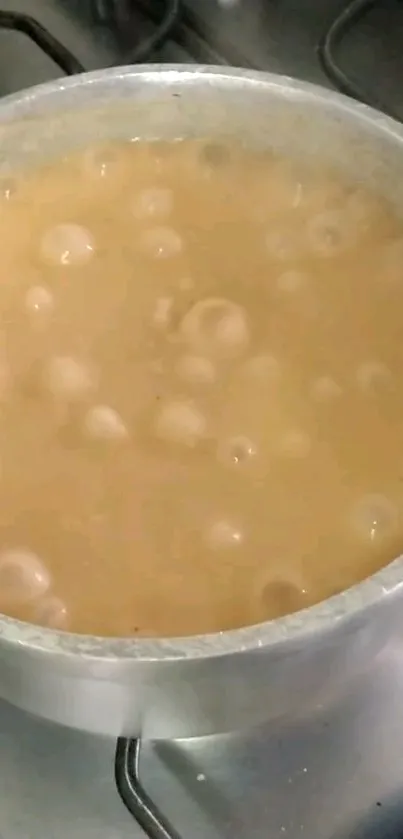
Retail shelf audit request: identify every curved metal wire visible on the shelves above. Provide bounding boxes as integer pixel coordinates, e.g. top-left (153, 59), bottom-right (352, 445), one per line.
top-left (0, 11), bottom-right (84, 75)
top-left (122, 0), bottom-right (181, 64)
top-left (0, 3), bottom-right (181, 80)
top-left (115, 738), bottom-right (183, 839)
top-left (317, 0), bottom-right (401, 121)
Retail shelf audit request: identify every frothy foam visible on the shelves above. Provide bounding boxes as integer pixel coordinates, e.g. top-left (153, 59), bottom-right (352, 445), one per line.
top-left (0, 549), bottom-right (50, 605)
top-left (181, 298), bottom-right (249, 358)
top-left (154, 399), bottom-right (207, 447)
top-left (41, 223), bottom-right (94, 267)
top-left (141, 226), bottom-right (183, 259)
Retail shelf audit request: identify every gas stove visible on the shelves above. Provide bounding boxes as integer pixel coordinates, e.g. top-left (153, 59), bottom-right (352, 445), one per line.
top-left (2, 0), bottom-right (403, 120)
top-left (1, 2), bottom-right (403, 838)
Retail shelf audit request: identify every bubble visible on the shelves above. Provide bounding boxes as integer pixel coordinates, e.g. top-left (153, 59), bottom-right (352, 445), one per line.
top-left (205, 519), bottom-right (244, 550)
top-left (45, 355), bottom-right (96, 401)
top-left (34, 595), bottom-right (68, 630)
top-left (307, 210), bottom-right (353, 257)
top-left (84, 405), bottom-right (128, 441)
top-left (253, 162), bottom-right (304, 221)
top-left (176, 354), bottom-right (216, 385)
top-left (180, 298), bottom-right (249, 358)
top-left (217, 435), bottom-right (257, 467)
top-left (25, 285), bottom-right (54, 317)
top-left (265, 229), bottom-right (297, 261)
top-left (200, 143), bottom-right (231, 168)
top-left (257, 577), bottom-right (309, 619)
top-left (0, 177), bottom-right (15, 201)
top-left (277, 430), bottom-right (311, 458)
top-left (276, 270), bottom-right (306, 294)
top-left (153, 297), bottom-right (173, 329)
top-left (356, 362), bottom-right (393, 395)
top-left (82, 144), bottom-right (129, 180)
top-left (131, 187), bottom-right (173, 220)
top-left (141, 226), bottom-right (183, 259)
top-left (41, 223), bottom-right (94, 267)
top-left (241, 353), bottom-right (281, 382)
top-left (0, 548), bottom-right (50, 604)
top-left (311, 376), bottom-right (342, 402)
top-left (351, 494), bottom-right (398, 545)
top-left (154, 399), bottom-right (207, 447)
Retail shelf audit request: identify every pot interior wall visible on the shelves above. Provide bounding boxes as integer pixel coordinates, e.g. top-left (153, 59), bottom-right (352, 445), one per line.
top-left (0, 68), bottom-right (402, 215)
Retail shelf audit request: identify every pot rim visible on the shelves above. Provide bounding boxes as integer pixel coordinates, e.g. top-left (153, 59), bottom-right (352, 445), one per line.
top-left (1, 63), bottom-right (403, 662)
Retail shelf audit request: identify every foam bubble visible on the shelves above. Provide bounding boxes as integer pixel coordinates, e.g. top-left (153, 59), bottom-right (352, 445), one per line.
top-left (351, 494), bottom-right (398, 544)
top-left (141, 226), bottom-right (182, 259)
top-left (34, 595), bottom-right (68, 630)
top-left (25, 285), bottom-right (54, 317)
top-left (181, 297), bottom-right (249, 358)
top-left (176, 354), bottom-right (216, 385)
top-left (276, 270), bottom-right (306, 294)
top-left (45, 355), bottom-right (96, 401)
top-left (307, 210), bottom-right (353, 257)
top-left (241, 354), bottom-right (281, 382)
top-left (84, 405), bottom-right (128, 441)
top-left (356, 362), bottom-right (393, 395)
top-left (217, 435), bottom-right (257, 467)
top-left (0, 548), bottom-right (51, 604)
top-left (311, 376), bottom-right (342, 402)
top-left (257, 576), bottom-right (308, 618)
top-left (155, 399), bottom-right (207, 447)
top-left (132, 187), bottom-right (173, 220)
top-left (41, 223), bottom-right (94, 267)
top-left (82, 145), bottom-right (129, 180)
top-left (0, 177), bottom-right (15, 201)
top-left (153, 297), bottom-right (173, 329)
top-left (265, 229), bottom-right (297, 261)
top-left (201, 143), bottom-right (231, 168)
top-left (205, 519), bottom-right (244, 550)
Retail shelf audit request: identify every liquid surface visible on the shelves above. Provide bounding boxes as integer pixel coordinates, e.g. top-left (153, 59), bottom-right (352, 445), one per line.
top-left (0, 139), bottom-right (402, 637)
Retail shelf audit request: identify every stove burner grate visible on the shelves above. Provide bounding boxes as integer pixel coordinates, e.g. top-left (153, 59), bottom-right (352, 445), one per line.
top-left (0, 11), bottom-right (84, 76)
top-left (318, 0), bottom-right (401, 121)
top-left (0, 3), bottom-right (182, 83)
top-left (115, 738), bottom-right (182, 839)
top-left (97, 0), bottom-right (181, 64)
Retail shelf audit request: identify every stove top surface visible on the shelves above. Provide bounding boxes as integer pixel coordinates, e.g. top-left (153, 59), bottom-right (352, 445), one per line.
top-left (0, 1), bottom-right (403, 837)
top-left (0, 0), bottom-right (402, 118)
top-left (2, 639), bottom-right (403, 839)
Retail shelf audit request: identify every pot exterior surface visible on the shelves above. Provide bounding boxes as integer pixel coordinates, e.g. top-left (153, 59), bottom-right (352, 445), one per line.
top-left (0, 593), bottom-right (400, 738)
top-left (0, 66), bottom-right (403, 737)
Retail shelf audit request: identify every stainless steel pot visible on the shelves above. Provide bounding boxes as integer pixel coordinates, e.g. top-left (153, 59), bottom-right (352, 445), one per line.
top-left (0, 65), bottom-right (402, 739)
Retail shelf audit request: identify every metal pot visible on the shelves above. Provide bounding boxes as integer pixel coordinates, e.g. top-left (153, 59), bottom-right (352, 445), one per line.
top-left (0, 65), bottom-right (402, 740)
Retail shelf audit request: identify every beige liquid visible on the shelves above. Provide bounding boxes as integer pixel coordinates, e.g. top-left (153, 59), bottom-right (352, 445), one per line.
top-left (0, 138), bottom-right (402, 637)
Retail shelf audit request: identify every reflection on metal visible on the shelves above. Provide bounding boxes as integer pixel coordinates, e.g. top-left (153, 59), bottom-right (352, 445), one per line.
top-left (115, 739), bottom-right (182, 839)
